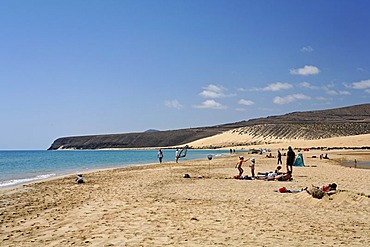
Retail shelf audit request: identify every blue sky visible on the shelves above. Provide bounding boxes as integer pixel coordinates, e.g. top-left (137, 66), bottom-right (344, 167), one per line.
top-left (1, 0), bottom-right (369, 149)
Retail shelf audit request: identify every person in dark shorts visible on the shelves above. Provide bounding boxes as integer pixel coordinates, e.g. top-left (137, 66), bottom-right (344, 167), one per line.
top-left (158, 149), bottom-right (163, 163)
top-left (277, 149), bottom-right (282, 165)
top-left (286, 146), bottom-right (296, 174)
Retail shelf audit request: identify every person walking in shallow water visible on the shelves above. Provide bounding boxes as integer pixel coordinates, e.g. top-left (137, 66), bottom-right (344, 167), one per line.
top-left (277, 150), bottom-right (282, 165)
top-left (286, 146), bottom-right (295, 174)
top-left (175, 149), bottom-right (179, 163)
top-left (158, 149), bottom-right (163, 163)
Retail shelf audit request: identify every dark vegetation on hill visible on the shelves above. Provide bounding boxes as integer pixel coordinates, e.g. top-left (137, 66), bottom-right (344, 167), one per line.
top-left (245, 103), bottom-right (370, 125)
top-left (48, 103), bottom-right (370, 150)
top-left (232, 123), bottom-right (370, 140)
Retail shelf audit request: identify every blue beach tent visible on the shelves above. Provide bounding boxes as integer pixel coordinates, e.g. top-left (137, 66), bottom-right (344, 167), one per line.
top-left (293, 153), bottom-right (305, 167)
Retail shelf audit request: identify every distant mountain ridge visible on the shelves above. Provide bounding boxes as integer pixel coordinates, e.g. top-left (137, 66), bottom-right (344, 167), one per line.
top-left (48, 103), bottom-right (370, 150)
top-left (145, 129), bottom-right (160, 133)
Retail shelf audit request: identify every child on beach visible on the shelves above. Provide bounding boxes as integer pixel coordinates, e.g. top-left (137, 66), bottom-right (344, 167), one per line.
top-left (250, 157), bottom-right (256, 178)
top-left (234, 156), bottom-right (244, 178)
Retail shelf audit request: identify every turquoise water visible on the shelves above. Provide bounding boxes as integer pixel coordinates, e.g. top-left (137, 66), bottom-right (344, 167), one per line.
top-left (0, 149), bottom-right (232, 188)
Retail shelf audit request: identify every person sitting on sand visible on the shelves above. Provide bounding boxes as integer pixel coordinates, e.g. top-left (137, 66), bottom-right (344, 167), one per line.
top-left (265, 166), bottom-right (283, 179)
top-left (317, 183), bottom-right (337, 192)
top-left (234, 156), bottom-right (244, 178)
top-left (256, 165), bottom-right (283, 180)
top-left (275, 165), bottom-right (282, 174)
top-left (306, 183), bottom-right (337, 199)
top-left (76, 174), bottom-right (84, 184)
top-left (266, 153), bottom-right (274, 158)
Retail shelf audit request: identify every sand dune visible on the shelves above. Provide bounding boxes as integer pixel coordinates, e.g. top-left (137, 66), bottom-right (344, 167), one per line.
top-left (187, 131), bottom-right (370, 150)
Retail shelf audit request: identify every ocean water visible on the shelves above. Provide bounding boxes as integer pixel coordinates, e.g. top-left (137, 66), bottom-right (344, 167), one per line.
top-left (0, 149), bottom-right (232, 188)
top-left (342, 161), bottom-right (370, 169)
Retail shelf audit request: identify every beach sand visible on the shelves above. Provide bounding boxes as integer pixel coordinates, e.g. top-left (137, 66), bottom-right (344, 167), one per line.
top-left (1, 138), bottom-right (370, 246)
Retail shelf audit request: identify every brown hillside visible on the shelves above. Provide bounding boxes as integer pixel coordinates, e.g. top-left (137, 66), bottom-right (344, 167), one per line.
top-left (48, 103), bottom-right (370, 150)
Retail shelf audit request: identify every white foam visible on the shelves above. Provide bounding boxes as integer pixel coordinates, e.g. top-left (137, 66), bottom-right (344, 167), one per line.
top-left (214, 153), bottom-right (229, 158)
top-left (0, 173), bottom-right (57, 188)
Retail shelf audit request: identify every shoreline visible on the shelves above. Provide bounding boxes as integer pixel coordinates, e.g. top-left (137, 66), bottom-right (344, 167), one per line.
top-left (0, 149), bottom-right (231, 190)
top-left (0, 161), bottom-right (159, 192)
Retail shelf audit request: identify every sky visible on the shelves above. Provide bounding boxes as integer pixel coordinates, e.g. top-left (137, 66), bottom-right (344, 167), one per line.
top-left (1, 0), bottom-right (370, 150)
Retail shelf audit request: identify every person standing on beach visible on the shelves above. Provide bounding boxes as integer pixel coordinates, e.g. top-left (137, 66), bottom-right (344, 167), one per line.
top-left (250, 157), bottom-right (256, 178)
top-left (158, 149), bottom-right (163, 163)
top-left (277, 150), bottom-right (282, 165)
top-left (235, 156), bottom-right (244, 178)
top-left (286, 146), bottom-right (295, 174)
top-left (175, 149), bottom-right (179, 163)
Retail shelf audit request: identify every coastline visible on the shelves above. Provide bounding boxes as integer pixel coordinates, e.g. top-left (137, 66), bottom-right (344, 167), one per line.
top-left (0, 149), bottom-right (231, 190)
top-left (1, 148), bottom-right (368, 193)
top-left (0, 161), bottom-right (158, 193)
top-left (1, 148), bottom-right (370, 246)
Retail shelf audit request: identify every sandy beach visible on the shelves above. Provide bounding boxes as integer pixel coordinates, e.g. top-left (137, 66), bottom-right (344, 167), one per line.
top-left (1, 136), bottom-right (370, 246)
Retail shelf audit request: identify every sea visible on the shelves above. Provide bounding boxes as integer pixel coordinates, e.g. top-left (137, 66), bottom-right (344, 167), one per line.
top-left (342, 160), bottom-right (370, 169)
top-left (0, 149), bottom-right (234, 188)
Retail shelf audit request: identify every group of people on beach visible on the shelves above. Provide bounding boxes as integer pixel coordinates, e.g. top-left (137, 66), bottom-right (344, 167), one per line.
top-left (74, 146), bottom-right (338, 200)
top-left (157, 148), bottom-right (183, 164)
top-left (234, 146), bottom-right (296, 181)
top-left (233, 147), bottom-right (338, 199)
